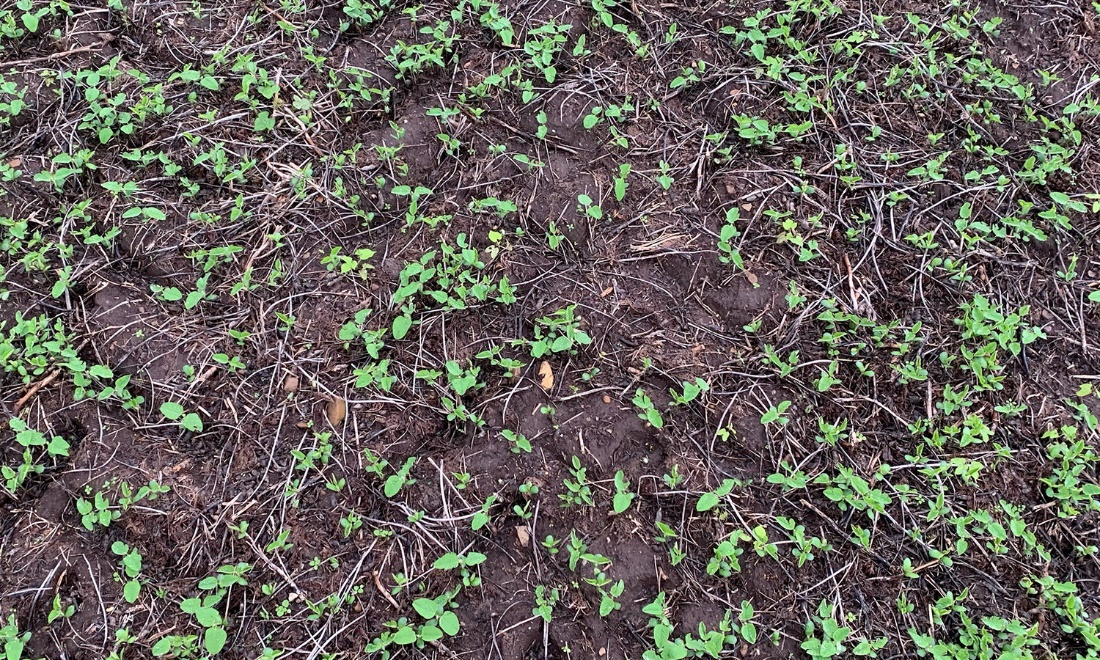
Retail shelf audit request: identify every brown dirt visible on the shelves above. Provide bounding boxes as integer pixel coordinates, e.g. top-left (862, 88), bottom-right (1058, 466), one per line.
top-left (3, 0), bottom-right (1100, 658)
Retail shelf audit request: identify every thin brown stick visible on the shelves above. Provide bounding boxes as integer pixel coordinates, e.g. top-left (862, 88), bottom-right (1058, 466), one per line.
top-left (14, 369), bottom-right (61, 413)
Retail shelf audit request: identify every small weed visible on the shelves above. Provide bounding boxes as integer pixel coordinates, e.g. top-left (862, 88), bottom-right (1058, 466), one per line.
top-left (632, 389), bottom-right (664, 428)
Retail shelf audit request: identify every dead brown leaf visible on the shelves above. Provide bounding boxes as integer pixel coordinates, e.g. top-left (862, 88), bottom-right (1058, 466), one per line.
top-left (538, 361), bottom-right (554, 391)
top-left (326, 397), bottom-right (347, 426)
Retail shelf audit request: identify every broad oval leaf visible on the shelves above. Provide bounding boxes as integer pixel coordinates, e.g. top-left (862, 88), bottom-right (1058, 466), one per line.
top-left (123, 580), bottom-right (141, 603)
top-left (160, 401), bottom-right (184, 420)
top-left (420, 625), bottom-right (443, 642)
top-left (180, 413), bottom-right (203, 433)
top-left (696, 492), bottom-right (720, 512)
top-left (392, 315), bottom-right (412, 340)
top-left (203, 626), bottom-right (227, 655)
top-left (741, 622), bottom-right (757, 644)
top-left (194, 607), bottom-right (222, 628)
top-left (433, 553), bottom-right (461, 570)
top-left (151, 637), bottom-right (174, 656)
top-left (438, 610), bottom-right (460, 636)
top-left (412, 598), bottom-right (439, 619)
top-left (393, 626), bottom-right (417, 645)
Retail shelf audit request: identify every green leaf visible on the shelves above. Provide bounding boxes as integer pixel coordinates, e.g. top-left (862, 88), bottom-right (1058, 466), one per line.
top-left (741, 622), bottom-right (757, 644)
top-left (392, 315), bottom-right (412, 340)
top-left (646, 409), bottom-right (664, 428)
top-left (123, 553), bottom-right (142, 576)
top-left (715, 479), bottom-right (738, 497)
top-left (254, 111), bottom-right (275, 132)
top-left (177, 68), bottom-right (200, 83)
top-left (47, 436), bottom-right (70, 456)
top-left (438, 610), bottom-right (460, 636)
top-left (180, 413), bottom-right (203, 433)
top-left (160, 401), bottom-right (184, 420)
top-left (203, 626), bottom-right (227, 655)
top-left (419, 625), bottom-right (443, 642)
top-left (393, 626), bottom-right (417, 645)
top-left (1089, 290), bottom-right (1100, 303)
top-left (697, 492), bottom-right (720, 512)
top-left (21, 12), bottom-right (39, 31)
top-left (612, 491), bottom-right (632, 514)
top-left (412, 598), bottom-right (439, 619)
top-left (599, 595), bottom-right (615, 617)
top-left (151, 637), bottom-right (174, 656)
top-left (433, 553), bottom-right (461, 570)
top-left (194, 607), bottom-right (221, 628)
top-left (123, 580), bottom-right (141, 603)
top-left (88, 364), bottom-right (113, 379)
